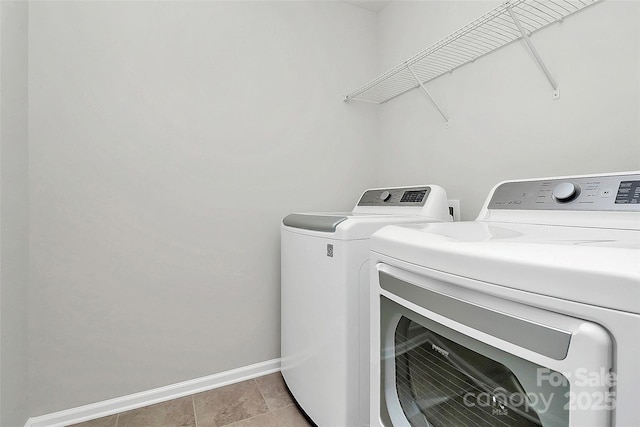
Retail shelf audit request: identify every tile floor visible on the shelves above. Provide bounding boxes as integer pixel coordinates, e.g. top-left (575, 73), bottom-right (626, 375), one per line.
top-left (70, 373), bottom-right (315, 427)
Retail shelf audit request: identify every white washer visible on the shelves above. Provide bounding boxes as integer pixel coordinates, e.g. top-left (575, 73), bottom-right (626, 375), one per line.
top-left (281, 185), bottom-right (451, 427)
top-left (370, 172), bottom-right (640, 427)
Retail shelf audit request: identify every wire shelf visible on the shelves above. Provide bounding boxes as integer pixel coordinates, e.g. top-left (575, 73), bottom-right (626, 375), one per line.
top-left (344, 0), bottom-right (600, 104)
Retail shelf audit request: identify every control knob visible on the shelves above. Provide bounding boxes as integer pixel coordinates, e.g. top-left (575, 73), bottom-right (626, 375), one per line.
top-left (552, 182), bottom-right (580, 203)
top-left (380, 191), bottom-right (391, 202)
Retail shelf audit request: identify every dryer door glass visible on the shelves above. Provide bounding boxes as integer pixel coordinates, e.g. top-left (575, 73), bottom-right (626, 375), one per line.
top-left (390, 315), bottom-right (569, 427)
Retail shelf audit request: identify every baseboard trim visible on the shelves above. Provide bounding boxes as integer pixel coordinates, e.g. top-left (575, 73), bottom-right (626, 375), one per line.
top-left (25, 358), bottom-right (281, 427)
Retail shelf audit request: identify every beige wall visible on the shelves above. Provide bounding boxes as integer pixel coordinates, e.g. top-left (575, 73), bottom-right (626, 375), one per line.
top-left (28, 1), bottom-right (378, 416)
top-left (374, 0), bottom-right (640, 219)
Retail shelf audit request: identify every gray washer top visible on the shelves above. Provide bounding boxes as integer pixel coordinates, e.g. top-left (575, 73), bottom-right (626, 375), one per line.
top-left (282, 214), bottom-right (349, 233)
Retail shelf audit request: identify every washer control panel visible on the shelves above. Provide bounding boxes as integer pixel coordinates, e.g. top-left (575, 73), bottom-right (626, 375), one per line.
top-left (357, 186), bottom-right (431, 207)
top-left (488, 173), bottom-right (640, 211)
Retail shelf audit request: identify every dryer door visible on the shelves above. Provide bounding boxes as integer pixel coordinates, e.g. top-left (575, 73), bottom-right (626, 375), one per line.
top-left (375, 268), bottom-right (614, 427)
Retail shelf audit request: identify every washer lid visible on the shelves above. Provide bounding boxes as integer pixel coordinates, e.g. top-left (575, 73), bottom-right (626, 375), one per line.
top-left (282, 212), bottom-right (449, 240)
top-left (371, 221), bottom-right (640, 313)
top-left (282, 213), bottom-right (349, 232)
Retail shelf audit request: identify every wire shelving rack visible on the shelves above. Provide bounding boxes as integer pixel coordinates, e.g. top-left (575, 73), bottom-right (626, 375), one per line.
top-left (344, 0), bottom-right (601, 122)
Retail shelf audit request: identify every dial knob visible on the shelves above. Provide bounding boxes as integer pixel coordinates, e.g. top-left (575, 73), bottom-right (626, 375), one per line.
top-left (380, 191), bottom-right (391, 202)
top-left (552, 182), bottom-right (580, 203)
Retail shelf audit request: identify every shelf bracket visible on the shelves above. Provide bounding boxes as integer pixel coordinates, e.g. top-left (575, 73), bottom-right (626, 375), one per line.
top-left (507, 3), bottom-right (560, 100)
top-left (406, 63), bottom-right (450, 124)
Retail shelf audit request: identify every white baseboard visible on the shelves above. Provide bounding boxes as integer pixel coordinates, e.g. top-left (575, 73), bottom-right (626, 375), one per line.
top-left (25, 358), bottom-right (281, 427)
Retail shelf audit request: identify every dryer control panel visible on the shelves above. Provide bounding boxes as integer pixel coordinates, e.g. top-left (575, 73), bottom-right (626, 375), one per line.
top-left (488, 173), bottom-right (640, 211)
top-left (357, 186), bottom-right (431, 207)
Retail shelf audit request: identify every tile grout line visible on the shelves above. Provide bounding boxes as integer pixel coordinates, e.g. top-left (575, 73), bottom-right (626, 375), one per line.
top-left (223, 411), bottom-right (274, 427)
top-left (254, 378), bottom-right (273, 413)
top-left (220, 378), bottom-right (274, 426)
top-left (256, 374), bottom-right (298, 415)
top-left (192, 395), bottom-right (199, 427)
top-left (114, 413), bottom-right (119, 427)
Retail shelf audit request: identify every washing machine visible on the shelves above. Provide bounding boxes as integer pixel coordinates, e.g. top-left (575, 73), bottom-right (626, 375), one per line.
top-left (281, 185), bottom-right (451, 427)
top-left (369, 172), bottom-right (640, 427)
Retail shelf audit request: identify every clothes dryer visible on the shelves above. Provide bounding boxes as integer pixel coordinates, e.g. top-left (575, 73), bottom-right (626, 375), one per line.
top-left (281, 185), bottom-right (451, 427)
top-left (370, 172), bottom-right (639, 427)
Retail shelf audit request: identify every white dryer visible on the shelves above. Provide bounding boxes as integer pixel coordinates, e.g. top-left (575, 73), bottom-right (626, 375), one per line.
top-left (281, 185), bottom-right (451, 427)
top-left (370, 172), bottom-right (640, 427)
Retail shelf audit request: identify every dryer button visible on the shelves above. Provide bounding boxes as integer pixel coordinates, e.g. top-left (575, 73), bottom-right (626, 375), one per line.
top-left (552, 182), bottom-right (580, 203)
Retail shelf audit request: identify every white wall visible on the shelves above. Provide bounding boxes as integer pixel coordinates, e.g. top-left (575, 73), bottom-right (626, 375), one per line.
top-left (0, 1), bottom-right (29, 426)
top-left (28, 1), bottom-right (377, 416)
top-left (375, 0), bottom-right (640, 219)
